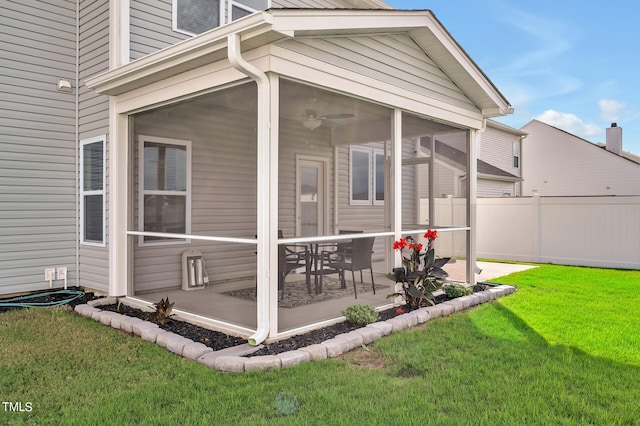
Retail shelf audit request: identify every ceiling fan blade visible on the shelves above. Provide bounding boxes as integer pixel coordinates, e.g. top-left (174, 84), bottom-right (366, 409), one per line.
top-left (319, 113), bottom-right (355, 120)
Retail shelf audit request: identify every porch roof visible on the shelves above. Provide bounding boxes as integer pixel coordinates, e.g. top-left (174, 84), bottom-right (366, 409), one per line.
top-left (85, 9), bottom-right (511, 119)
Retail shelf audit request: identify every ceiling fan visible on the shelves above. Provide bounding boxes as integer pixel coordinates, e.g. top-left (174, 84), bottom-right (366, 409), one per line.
top-left (300, 98), bottom-right (354, 130)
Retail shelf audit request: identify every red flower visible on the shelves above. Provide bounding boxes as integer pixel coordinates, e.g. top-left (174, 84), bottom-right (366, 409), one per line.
top-left (408, 243), bottom-right (415, 250)
top-left (416, 243), bottom-right (423, 251)
top-left (424, 229), bottom-right (438, 241)
top-left (393, 238), bottom-right (408, 251)
top-left (395, 307), bottom-right (404, 314)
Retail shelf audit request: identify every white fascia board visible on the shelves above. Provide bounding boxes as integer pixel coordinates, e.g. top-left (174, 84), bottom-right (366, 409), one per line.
top-left (409, 15), bottom-right (512, 117)
top-left (269, 9), bottom-right (434, 35)
top-left (486, 118), bottom-right (528, 137)
top-left (478, 173), bottom-right (523, 183)
top-left (268, 9), bottom-right (512, 118)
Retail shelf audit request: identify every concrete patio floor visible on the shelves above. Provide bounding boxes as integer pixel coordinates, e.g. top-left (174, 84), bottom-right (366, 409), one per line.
top-left (133, 260), bottom-right (536, 337)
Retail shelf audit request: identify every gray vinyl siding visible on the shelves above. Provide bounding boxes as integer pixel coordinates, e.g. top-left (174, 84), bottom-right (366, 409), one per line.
top-left (0, 0), bottom-right (78, 293)
top-left (131, 103), bottom-right (340, 292)
top-left (480, 126), bottom-right (521, 179)
top-left (477, 179), bottom-right (517, 197)
top-left (277, 34), bottom-right (477, 114)
top-left (132, 101), bottom-right (259, 292)
top-left (272, 0), bottom-right (365, 7)
top-left (336, 141), bottom-right (416, 259)
top-left (78, 0), bottom-right (110, 292)
top-left (278, 123), bottom-right (335, 238)
top-left (130, 0), bottom-right (189, 61)
top-left (128, 0), bottom-right (378, 61)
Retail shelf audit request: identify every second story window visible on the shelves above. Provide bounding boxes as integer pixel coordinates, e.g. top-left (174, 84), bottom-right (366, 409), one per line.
top-left (513, 140), bottom-right (520, 168)
top-left (173, 0), bottom-right (268, 36)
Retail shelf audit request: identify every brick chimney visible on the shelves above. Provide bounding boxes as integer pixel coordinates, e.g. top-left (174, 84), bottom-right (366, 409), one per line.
top-left (606, 123), bottom-right (622, 155)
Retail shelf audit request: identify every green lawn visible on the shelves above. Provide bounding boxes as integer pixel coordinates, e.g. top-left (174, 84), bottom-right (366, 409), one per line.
top-left (1, 264), bottom-right (639, 425)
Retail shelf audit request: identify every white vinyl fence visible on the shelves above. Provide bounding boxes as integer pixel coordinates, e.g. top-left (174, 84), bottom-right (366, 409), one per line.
top-left (422, 196), bottom-right (640, 270)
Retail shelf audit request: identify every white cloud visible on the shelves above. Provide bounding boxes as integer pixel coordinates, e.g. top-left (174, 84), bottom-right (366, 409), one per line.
top-left (598, 99), bottom-right (626, 123)
top-left (535, 110), bottom-right (602, 138)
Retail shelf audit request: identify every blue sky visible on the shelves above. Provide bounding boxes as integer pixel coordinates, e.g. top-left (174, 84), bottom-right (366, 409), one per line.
top-left (386, 0), bottom-right (640, 155)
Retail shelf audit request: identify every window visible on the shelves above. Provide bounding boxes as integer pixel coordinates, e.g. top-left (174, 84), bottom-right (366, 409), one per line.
top-left (350, 146), bottom-right (385, 205)
top-left (80, 136), bottom-right (106, 246)
top-left (374, 150), bottom-right (385, 205)
top-left (513, 140), bottom-right (520, 168)
top-left (139, 136), bottom-right (191, 245)
top-left (173, 0), bottom-right (267, 35)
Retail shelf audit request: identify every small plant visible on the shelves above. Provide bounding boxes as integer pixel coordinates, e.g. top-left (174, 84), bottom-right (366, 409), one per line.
top-left (443, 284), bottom-right (472, 298)
top-left (387, 230), bottom-right (450, 309)
top-left (342, 304), bottom-right (379, 326)
top-left (153, 297), bottom-right (175, 325)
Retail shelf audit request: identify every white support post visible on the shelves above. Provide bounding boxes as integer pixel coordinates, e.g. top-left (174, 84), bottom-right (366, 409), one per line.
top-left (466, 128), bottom-right (478, 285)
top-left (428, 133), bottom-right (435, 226)
top-left (392, 110), bottom-right (402, 266)
top-left (108, 103), bottom-right (128, 296)
top-left (414, 138), bottom-right (421, 225)
top-left (532, 192), bottom-right (541, 262)
top-left (267, 73), bottom-right (279, 338)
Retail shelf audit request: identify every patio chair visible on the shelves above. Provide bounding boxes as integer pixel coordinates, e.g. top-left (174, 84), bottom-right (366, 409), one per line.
top-left (324, 236), bottom-right (375, 299)
top-left (277, 230), bottom-right (311, 300)
top-left (314, 230), bottom-right (362, 293)
top-left (255, 231), bottom-right (311, 300)
top-left (335, 229), bottom-right (363, 258)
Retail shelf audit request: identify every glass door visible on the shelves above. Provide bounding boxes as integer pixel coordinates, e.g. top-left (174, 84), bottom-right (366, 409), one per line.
top-left (297, 159), bottom-right (325, 237)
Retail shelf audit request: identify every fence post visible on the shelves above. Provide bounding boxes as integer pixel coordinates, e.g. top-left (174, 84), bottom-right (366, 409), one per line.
top-left (532, 193), bottom-right (541, 262)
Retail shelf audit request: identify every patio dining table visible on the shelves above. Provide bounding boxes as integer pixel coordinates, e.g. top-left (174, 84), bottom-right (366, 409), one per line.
top-left (307, 239), bottom-right (348, 294)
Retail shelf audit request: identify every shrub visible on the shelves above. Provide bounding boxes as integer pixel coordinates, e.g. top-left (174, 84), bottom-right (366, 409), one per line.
top-left (342, 304), bottom-right (379, 326)
top-left (152, 297), bottom-right (175, 325)
top-left (443, 284), bottom-right (472, 298)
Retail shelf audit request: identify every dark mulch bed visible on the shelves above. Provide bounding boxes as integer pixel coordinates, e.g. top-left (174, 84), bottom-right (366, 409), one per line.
top-left (1, 284), bottom-right (491, 356)
top-left (98, 284), bottom-right (489, 356)
top-left (99, 302), bottom-right (247, 351)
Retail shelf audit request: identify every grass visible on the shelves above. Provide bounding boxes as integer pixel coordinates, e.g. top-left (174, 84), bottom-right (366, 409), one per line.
top-left (1, 264), bottom-right (639, 425)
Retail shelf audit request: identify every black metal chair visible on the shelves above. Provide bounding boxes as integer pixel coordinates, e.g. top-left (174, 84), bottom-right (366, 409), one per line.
top-left (324, 236), bottom-right (376, 299)
top-left (277, 230), bottom-right (311, 300)
top-left (256, 231), bottom-right (311, 300)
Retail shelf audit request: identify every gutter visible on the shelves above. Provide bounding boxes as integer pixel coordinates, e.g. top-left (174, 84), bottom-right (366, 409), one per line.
top-left (227, 33), bottom-right (271, 346)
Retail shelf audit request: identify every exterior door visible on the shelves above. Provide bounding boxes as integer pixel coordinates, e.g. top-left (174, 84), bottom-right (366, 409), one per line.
top-left (297, 158), bottom-right (325, 237)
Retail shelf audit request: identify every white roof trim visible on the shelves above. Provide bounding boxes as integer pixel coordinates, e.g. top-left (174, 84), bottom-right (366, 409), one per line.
top-left (86, 9), bottom-right (511, 118)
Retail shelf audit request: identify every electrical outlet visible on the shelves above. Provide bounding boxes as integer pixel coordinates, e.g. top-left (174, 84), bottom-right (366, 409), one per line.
top-left (57, 267), bottom-right (67, 280)
top-left (45, 268), bottom-right (55, 281)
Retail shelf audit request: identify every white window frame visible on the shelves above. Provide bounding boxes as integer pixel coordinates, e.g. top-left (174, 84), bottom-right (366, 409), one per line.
top-left (138, 135), bottom-right (192, 246)
top-left (349, 146), bottom-right (385, 206)
top-left (228, 0), bottom-right (256, 22)
top-left (80, 136), bottom-right (106, 246)
top-left (513, 140), bottom-right (520, 168)
top-left (373, 148), bottom-right (385, 206)
top-left (172, 0), bottom-right (264, 36)
top-left (172, 0), bottom-right (225, 36)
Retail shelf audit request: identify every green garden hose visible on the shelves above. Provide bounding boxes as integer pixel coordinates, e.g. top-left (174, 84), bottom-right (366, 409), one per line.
top-left (0, 289), bottom-right (85, 308)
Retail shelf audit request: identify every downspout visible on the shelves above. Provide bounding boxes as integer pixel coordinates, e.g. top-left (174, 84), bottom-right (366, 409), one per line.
top-left (75, 0), bottom-right (80, 286)
top-left (227, 33), bottom-right (271, 346)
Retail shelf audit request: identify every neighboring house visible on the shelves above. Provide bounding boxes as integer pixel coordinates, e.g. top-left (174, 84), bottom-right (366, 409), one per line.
top-left (1, 1), bottom-right (512, 343)
top-left (417, 119), bottom-right (526, 199)
top-left (521, 120), bottom-right (640, 196)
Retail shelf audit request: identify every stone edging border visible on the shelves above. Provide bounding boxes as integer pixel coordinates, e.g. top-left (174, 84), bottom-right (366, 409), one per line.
top-left (74, 285), bottom-right (516, 373)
